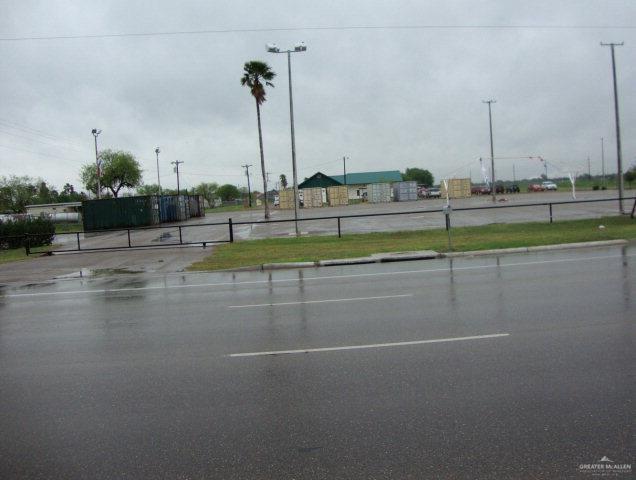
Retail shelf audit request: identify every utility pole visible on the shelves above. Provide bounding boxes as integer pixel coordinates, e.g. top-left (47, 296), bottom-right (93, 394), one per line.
top-left (343, 156), bottom-right (348, 185)
top-left (513, 164), bottom-right (516, 183)
top-left (91, 129), bottom-right (101, 199)
top-left (155, 147), bottom-right (162, 195)
top-left (601, 137), bottom-right (606, 187)
top-left (483, 100), bottom-right (497, 202)
top-left (171, 160), bottom-right (184, 195)
top-left (601, 42), bottom-right (625, 213)
top-left (587, 156), bottom-right (591, 178)
top-left (242, 164), bottom-right (253, 207)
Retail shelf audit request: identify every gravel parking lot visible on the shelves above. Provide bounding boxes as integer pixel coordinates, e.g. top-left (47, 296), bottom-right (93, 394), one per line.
top-left (199, 189), bottom-right (634, 240)
top-left (2, 189), bottom-right (631, 285)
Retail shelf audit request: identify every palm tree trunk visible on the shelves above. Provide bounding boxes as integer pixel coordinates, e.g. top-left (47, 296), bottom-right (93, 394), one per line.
top-left (255, 99), bottom-right (270, 219)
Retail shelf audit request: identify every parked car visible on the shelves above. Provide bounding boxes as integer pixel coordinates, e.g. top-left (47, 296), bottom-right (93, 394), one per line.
top-left (542, 181), bottom-right (558, 191)
top-left (427, 188), bottom-right (441, 198)
top-left (528, 183), bottom-right (545, 192)
top-left (505, 184), bottom-right (520, 193)
top-left (495, 184), bottom-right (505, 194)
top-left (471, 185), bottom-right (491, 195)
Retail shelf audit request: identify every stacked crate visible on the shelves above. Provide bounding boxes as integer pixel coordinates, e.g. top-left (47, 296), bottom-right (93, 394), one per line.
top-left (440, 178), bottom-right (471, 199)
top-left (278, 188), bottom-right (295, 209)
top-left (301, 187), bottom-right (323, 208)
top-left (327, 185), bottom-right (349, 206)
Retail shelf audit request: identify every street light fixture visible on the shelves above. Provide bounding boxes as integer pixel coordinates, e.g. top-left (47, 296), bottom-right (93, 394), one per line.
top-left (267, 42), bottom-right (307, 236)
top-left (91, 129), bottom-right (102, 199)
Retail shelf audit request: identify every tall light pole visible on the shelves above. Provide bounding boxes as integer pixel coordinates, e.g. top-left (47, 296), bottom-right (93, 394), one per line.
top-left (155, 147), bottom-right (162, 195)
top-left (242, 164), bottom-right (253, 207)
top-left (91, 129), bottom-right (101, 199)
top-left (267, 42), bottom-right (307, 236)
top-left (601, 42), bottom-right (625, 213)
top-left (601, 137), bottom-right (606, 187)
top-left (171, 160), bottom-right (184, 195)
top-left (483, 100), bottom-right (497, 202)
top-left (343, 156), bottom-right (348, 185)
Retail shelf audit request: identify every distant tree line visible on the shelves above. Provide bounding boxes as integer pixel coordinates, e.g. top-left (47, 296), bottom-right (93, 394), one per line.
top-left (402, 168), bottom-right (434, 187)
top-left (0, 176), bottom-right (85, 213)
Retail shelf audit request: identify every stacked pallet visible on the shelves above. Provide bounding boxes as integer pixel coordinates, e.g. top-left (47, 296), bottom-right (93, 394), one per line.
top-left (278, 188), bottom-right (295, 209)
top-left (440, 178), bottom-right (471, 199)
top-left (327, 185), bottom-right (349, 206)
top-left (301, 187), bottom-right (323, 208)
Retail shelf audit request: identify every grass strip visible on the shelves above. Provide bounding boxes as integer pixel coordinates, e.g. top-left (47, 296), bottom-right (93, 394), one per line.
top-left (0, 248), bottom-right (30, 265)
top-left (188, 216), bottom-right (635, 271)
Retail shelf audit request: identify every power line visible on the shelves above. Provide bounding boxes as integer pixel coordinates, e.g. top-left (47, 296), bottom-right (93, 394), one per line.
top-left (0, 143), bottom-right (81, 164)
top-left (1, 24), bottom-right (634, 42)
top-left (0, 127), bottom-right (86, 153)
top-left (0, 119), bottom-right (85, 148)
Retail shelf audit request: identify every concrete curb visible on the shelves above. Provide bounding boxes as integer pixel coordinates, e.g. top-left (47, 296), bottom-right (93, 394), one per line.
top-left (441, 239), bottom-right (628, 258)
top-left (256, 240), bottom-right (630, 271)
top-left (261, 250), bottom-right (441, 271)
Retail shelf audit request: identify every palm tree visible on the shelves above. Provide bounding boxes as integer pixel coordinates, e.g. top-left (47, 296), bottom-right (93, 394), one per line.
top-left (241, 61), bottom-right (276, 219)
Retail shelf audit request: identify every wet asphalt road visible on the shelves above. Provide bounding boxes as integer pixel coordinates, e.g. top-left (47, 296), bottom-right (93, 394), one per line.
top-left (1, 246), bottom-right (634, 479)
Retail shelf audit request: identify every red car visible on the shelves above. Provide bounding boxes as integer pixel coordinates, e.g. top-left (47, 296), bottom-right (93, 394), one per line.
top-left (527, 184), bottom-right (545, 192)
top-left (471, 185), bottom-right (491, 195)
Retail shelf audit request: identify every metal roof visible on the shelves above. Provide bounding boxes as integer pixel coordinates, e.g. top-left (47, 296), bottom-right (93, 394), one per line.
top-left (331, 170), bottom-right (402, 185)
top-left (298, 172), bottom-right (342, 189)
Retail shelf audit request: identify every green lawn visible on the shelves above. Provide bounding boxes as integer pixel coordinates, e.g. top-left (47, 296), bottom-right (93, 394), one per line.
top-left (0, 247), bottom-right (30, 264)
top-left (55, 223), bottom-right (83, 233)
top-left (205, 204), bottom-right (261, 214)
top-left (188, 216), bottom-right (635, 271)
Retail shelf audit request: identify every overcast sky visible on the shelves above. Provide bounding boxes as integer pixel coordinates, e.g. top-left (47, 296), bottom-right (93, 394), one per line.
top-left (1, 0), bottom-right (634, 193)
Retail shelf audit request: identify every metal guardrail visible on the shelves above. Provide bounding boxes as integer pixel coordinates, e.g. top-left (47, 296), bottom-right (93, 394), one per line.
top-left (15, 195), bottom-right (636, 255)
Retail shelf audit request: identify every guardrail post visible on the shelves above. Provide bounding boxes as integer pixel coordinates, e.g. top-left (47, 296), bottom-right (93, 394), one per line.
top-left (24, 234), bottom-right (30, 256)
top-left (228, 218), bottom-right (234, 243)
top-left (76, 232), bottom-right (81, 251)
top-left (178, 226), bottom-right (183, 244)
top-left (337, 217), bottom-right (342, 238)
top-left (127, 229), bottom-right (132, 247)
top-left (445, 212), bottom-right (452, 251)
top-left (549, 203), bottom-right (553, 224)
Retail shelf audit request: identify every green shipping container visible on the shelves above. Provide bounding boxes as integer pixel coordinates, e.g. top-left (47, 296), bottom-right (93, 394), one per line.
top-left (82, 196), bottom-right (160, 231)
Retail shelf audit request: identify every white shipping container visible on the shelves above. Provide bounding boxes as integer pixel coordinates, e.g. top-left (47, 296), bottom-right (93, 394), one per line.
top-left (393, 181), bottom-right (418, 201)
top-left (367, 183), bottom-right (392, 203)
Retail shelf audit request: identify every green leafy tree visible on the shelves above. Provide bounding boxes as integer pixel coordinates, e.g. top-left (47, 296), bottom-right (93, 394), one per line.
top-left (279, 174), bottom-right (288, 189)
top-left (36, 181), bottom-right (60, 204)
top-left (241, 60), bottom-right (276, 219)
top-left (402, 168), bottom-right (434, 187)
top-left (137, 184), bottom-right (161, 196)
top-left (81, 149), bottom-right (142, 197)
top-left (194, 182), bottom-right (219, 206)
top-left (57, 184), bottom-right (84, 203)
top-left (0, 176), bottom-right (39, 213)
top-left (217, 184), bottom-right (240, 201)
